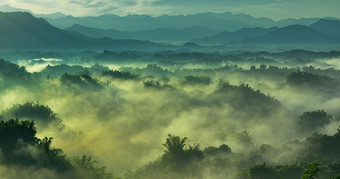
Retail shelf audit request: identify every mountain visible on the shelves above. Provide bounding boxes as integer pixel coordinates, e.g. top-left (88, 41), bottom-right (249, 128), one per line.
top-left (66, 24), bottom-right (218, 43)
top-left (0, 5), bottom-right (337, 33)
top-left (192, 27), bottom-right (278, 45)
top-left (244, 19), bottom-right (340, 46)
top-left (0, 5), bottom-right (66, 19)
top-left (45, 12), bottom-right (338, 33)
top-left (35, 12), bottom-right (67, 19)
top-left (0, 12), bottom-right (169, 51)
top-left (276, 18), bottom-right (322, 27)
top-left (310, 19), bottom-right (340, 39)
top-left (45, 12), bottom-right (278, 31)
top-left (192, 19), bottom-right (340, 46)
top-left (66, 24), bottom-right (127, 38)
top-left (0, 5), bottom-right (31, 13)
top-left (244, 25), bottom-right (332, 45)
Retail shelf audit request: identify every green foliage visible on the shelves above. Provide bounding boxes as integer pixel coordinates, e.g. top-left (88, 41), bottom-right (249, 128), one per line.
top-left (60, 73), bottom-right (102, 90)
top-left (330, 175), bottom-right (340, 179)
top-left (248, 163), bottom-right (303, 179)
top-left (301, 162), bottom-right (320, 179)
top-left (248, 163), bottom-right (277, 179)
top-left (0, 119), bottom-right (37, 151)
top-left (304, 131), bottom-right (340, 160)
top-left (0, 119), bottom-right (72, 171)
top-left (181, 75), bottom-right (211, 85)
top-left (0, 59), bottom-right (38, 89)
top-left (102, 70), bottom-right (138, 80)
top-left (1, 102), bottom-right (63, 129)
top-left (213, 81), bottom-right (280, 117)
top-left (72, 155), bottom-right (115, 179)
top-left (287, 71), bottom-right (338, 89)
top-left (0, 119), bottom-right (41, 166)
top-left (217, 82), bottom-right (278, 105)
top-left (162, 134), bottom-right (204, 170)
top-left (204, 144), bottom-right (232, 155)
top-left (36, 137), bottom-right (72, 171)
top-left (41, 63), bottom-right (110, 77)
top-left (0, 58), bottom-right (27, 75)
top-left (276, 164), bottom-right (304, 179)
top-left (143, 80), bottom-right (175, 90)
top-left (298, 110), bottom-right (332, 134)
top-left (320, 162), bottom-right (340, 179)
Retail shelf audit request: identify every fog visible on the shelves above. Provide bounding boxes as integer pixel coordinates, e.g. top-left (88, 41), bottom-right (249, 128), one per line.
top-left (0, 50), bottom-right (340, 178)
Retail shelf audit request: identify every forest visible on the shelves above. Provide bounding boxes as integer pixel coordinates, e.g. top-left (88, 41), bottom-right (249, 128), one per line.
top-left (0, 50), bottom-right (340, 178)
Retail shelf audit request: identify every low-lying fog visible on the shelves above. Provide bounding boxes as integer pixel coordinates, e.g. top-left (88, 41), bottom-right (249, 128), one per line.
top-left (0, 50), bottom-right (340, 178)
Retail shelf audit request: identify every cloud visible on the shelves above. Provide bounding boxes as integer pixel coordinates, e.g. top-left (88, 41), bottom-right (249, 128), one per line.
top-left (0, 0), bottom-right (339, 19)
top-left (0, 0), bottom-right (160, 16)
top-left (154, 0), bottom-right (279, 6)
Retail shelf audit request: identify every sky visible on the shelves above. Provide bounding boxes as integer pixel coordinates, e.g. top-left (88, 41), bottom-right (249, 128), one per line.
top-left (0, 0), bottom-right (339, 20)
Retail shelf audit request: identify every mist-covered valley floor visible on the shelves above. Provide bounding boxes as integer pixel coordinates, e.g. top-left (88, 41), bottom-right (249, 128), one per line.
top-left (1, 50), bottom-right (340, 179)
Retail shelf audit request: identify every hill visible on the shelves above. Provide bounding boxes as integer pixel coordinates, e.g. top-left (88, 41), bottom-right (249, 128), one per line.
top-left (192, 27), bottom-right (278, 45)
top-left (66, 24), bottom-right (217, 43)
top-left (0, 12), bottom-right (168, 51)
top-left (245, 25), bottom-right (333, 45)
top-left (46, 12), bottom-right (278, 31)
top-left (193, 19), bottom-right (340, 46)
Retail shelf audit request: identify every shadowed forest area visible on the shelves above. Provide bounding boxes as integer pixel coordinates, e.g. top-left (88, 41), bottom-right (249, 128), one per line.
top-left (0, 49), bottom-right (340, 178)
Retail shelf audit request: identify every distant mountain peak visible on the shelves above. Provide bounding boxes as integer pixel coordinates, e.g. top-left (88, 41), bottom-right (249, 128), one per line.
top-left (0, 11), bottom-right (168, 51)
top-left (0, 4), bottom-right (31, 13)
top-left (311, 18), bottom-right (340, 25)
top-left (310, 18), bottom-right (340, 38)
top-left (0, 11), bottom-right (38, 20)
top-left (35, 12), bottom-right (67, 19)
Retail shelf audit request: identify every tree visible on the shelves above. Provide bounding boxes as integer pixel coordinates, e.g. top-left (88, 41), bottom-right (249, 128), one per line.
top-left (0, 119), bottom-right (72, 171)
top-left (1, 102), bottom-right (63, 129)
top-left (204, 144), bottom-right (232, 155)
top-left (72, 155), bottom-right (114, 179)
top-left (248, 163), bottom-right (276, 179)
top-left (161, 134), bottom-right (204, 169)
top-left (37, 137), bottom-right (71, 171)
top-left (301, 162), bottom-right (320, 179)
top-left (298, 110), bottom-right (332, 134)
top-left (0, 119), bottom-right (37, 152)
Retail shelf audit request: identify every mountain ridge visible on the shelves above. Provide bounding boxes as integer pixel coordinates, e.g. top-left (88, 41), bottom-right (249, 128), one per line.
top-left (192, 19), bottom-right (340, 46)
top-left (0, 11), bottom-right (170, 51)
top-left (66, 24), bottom-right (218, 43)
top-left (45, 12), bottom-right (337, 32)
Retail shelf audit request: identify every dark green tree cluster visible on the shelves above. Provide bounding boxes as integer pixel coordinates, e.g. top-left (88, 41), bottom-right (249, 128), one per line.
top-left (72, 155), bottom-right (115, 179)
top-left (41, 63), bottom-right (110, 77)
top-left (181, 75), bottom-right (211, 85)
top-left (0, 119), bottom-right (70, 171)
top-left (287, 71), bottom-right (339, 89)
top-left (102, 70), bottom-right (138, 80)
top-left (247, 126), bottom-right (340, 179)
top-left (0, 119), bottom-right (116, 178)
top-left (298, 110), bottom-right (332, 135)
top-left (161, 134), bottom-right (204, 170)
top-left (1, 102), bottom-right (63, 129)
top-left (143, 80), bottom-right (175, 90)
top-left (60, 73), bottom-right (103, 90)
top-left (0, 58), bottom-right (27, 75)
top-left (0, 59), bottom-right (39, 89)
top-left (301, 162), bottom-right (320, 179)
top-left (247, 163), bottom-right (303, 179)
top-left (212, 82), bottom-right (280, 117)
top-left (303, 126), bottom-right (340, 161)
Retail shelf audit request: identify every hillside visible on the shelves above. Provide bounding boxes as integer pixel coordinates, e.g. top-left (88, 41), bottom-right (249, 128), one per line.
top-left (66, 24), bottom-right (217, 43)
top-left (0, 12), bottom-right (167, 51)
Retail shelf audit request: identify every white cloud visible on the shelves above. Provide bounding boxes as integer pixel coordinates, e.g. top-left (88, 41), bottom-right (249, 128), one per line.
top-left (0, 0), bottom-right (165, 16)
top-left (0, 0), bottom-right (338, 19)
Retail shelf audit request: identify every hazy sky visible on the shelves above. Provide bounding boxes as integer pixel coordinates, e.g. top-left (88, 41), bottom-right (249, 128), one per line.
top-left (0, 0), bottom-right (339, 20)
